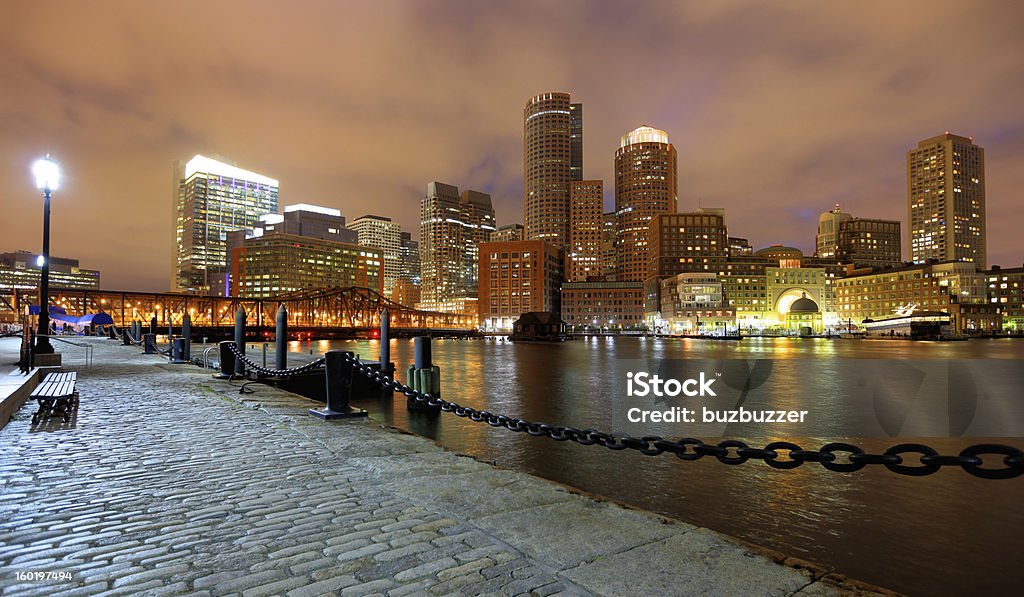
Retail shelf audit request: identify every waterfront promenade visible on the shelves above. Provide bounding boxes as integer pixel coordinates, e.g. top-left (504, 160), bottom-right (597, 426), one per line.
top-left (0, 338), bottom-right (888, 596)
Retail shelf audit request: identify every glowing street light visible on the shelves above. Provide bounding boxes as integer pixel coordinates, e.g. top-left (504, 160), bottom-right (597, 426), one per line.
top-left (32, 155), bottom-right (60, 354)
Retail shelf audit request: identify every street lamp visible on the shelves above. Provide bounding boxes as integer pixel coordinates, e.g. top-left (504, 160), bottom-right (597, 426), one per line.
top-left (32, 155), bottom-right (60, 354)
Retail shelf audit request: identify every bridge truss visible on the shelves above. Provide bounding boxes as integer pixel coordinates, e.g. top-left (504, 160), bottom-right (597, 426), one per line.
top-left (2, 286), bottom-right (476, 331)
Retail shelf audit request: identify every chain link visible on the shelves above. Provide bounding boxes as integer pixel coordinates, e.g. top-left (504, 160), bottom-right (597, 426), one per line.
top-left (336, 352), bottom-right (1024, 479)
top-left (225, 342), bottom-right (326, 378)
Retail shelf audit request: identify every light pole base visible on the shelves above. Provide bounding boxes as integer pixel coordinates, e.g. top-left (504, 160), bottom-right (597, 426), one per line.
top-left (33, 352), bottom-right (62, 367)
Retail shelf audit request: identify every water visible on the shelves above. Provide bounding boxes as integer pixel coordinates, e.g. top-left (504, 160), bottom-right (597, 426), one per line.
top-left (277, 336), bottom-right (1023, 596)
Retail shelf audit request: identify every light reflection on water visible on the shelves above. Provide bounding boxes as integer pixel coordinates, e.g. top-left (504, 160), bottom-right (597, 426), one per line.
top-left (273, 336), bottom-right (1023, 596)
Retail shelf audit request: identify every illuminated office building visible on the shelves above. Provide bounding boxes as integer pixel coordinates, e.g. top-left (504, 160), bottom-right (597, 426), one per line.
top-left (524, 92), bottom-right (583, 249)
top-left (615, 126), bottom-right (678, 281)
top-left (419, 182), bottom-right (496, 311)
top-left (908, 133), bottom-right (986, 267)
top-left (560, 281), bottom-right (645, 330)
top-left (172, 154), bottom-right (278, 294)
top-left (399, 232), bottom-right (420, 285)
top-left (478, 240), bottom-right (564, 331)
top-left (815, 205), bottom-right (853, 259)
top-left (568, 180), bottom-right (604, 281)
top-left (602, 212), bottom-right (617, 279)
top-left (348, 215), bottom-right (402, 298)
top-left (231, 233), bottom-right (382, 299)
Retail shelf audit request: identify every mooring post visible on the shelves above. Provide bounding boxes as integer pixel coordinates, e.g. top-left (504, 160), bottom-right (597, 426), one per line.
top-left (143, 333), bottom-right (157, 354)
top-left (408, 336), bottom-right (441, 413)
top-left (380, 307), bottom-right (391, 375)
top-left (275, 303), bottom-right (287, 370)
top-left (309, 350), bottom-right (368, 419)
top-left (216, 340), bottom-right (234, 379)
top-left (234, 306), bottom-right (246, 376)
top-left (182, 312), bottom-right (192, 360)
top-left (150, 316), bottom-right (157, 336)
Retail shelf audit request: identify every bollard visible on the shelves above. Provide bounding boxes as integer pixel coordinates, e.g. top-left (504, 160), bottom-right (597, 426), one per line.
top-left (107, 325), bottom-right (116, 340)
top-left (171, 337), bottom-right (189, 364)
top-left (309, 350), bottom-right (368, 419)
top-left (168, 317), bottom-right (173, 346)
top-left (408, 337), bottom-right (441, 413)
top-left (143, 333), bottom-right (157, 354)
top-left (150, 316), bottom-right (157, 335)
top-left (122, 329), bottom-right (132, 346)
top-left (182, 312), bottom-right (191, 360)
top-left (275, 304), bottom-right (287, 370)
top-left (215, 340), bottom-right (234, 378)
top-left (380, 307), bottom-right (391, 376)
top-left (414, 336), bottom-right (431, 369)
top-left (234, 306), bottom-right (246, 376)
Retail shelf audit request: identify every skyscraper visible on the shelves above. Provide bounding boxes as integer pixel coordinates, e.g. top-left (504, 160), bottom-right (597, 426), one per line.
top-left (570, 103), bottom-right (583, 182)
top-left (524, 92), bottom-right (582, 249)
top-left (419, 182), bottom-right (495, 311)
top-left (172, 154), bottom-right (278, 294)
top-left (614, 126), bottom-right (678, 282)
top-left (908, 132), bottom-right (986, 267)
top-left (399, 231), bottom-right (420, 285)
top-left (348, 215), bottom-right (402, 298)
top-left (568, 180), bottom-right (603, 281)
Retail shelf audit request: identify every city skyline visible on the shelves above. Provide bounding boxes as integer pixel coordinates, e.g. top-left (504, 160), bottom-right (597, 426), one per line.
top-left (2, 1), bottom-right (1023, 292)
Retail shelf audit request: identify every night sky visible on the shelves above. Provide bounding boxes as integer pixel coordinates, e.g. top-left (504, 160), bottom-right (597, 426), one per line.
top-left (2, 1), bottom-right (1022, 292)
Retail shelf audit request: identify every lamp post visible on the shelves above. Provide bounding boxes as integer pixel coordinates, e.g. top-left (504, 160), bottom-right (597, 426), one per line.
top-left (32, 155), bottom-right (60, 354)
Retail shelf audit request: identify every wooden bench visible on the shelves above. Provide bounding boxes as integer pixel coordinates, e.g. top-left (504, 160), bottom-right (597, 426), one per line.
top-left (30, 372), bottom-right (78, 424)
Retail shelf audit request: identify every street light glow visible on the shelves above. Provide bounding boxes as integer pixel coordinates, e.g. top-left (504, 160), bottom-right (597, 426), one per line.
top-left (32, 155), bottom-right (60, 191)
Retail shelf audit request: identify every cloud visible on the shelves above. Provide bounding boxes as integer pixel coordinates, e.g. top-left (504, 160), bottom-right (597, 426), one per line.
top-left (1, 0), bottom-right (1022, 291)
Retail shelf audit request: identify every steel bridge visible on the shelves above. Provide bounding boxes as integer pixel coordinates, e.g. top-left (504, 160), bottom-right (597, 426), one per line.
top-left (1, 286), bottom-right (477, 335)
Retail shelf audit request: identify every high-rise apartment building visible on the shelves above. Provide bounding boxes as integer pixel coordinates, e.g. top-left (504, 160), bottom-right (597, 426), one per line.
top-left (908, 133), bottom-right (986, 267)
top-left (348, 215), bottom-right (402, 298)
top-left (419, 182), bottom-right (496, 311)
top-left (399, 231), bottom-right (420, 285)
top-left (615, 126), bottom-right (678, 282)
top-left (836, 218), bottom-right (902, 269)
top-left (478, 240), bottom-right (564, 331)
top-left (816, 205), bottom-right (853, 259)
top-left (568, 180), bottom-right (604, 281)
top-left (647, 210), bottom-right (727, 279)
top-left (816, 205), bottom-right (902, 269)
top-left (172, 154), bottom-right (278, 294)
top-left (524, 92), bottom-right (582, 249)
top-left (570, 103), bottom-right (583, 182)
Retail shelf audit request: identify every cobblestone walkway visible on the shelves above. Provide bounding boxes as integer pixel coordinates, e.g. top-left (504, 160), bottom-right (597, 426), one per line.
top-left (0, 339), bottom-right (886, 596)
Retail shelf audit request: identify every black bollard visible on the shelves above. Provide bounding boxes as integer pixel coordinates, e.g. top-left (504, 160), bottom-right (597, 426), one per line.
top-left (108, 325), bottom-right (116, 340)
top-left (234, 306), bottom-right (246, 376)
top-left (275, 304), bottom-right (287, 371)
top-left (309, 350), bottom-right (368, 419)
top-left (380, 308), bottom-right (391, 376)
top-left (150, 316), bottom-right (157, 335)
top-left (215, 340), bottom-right (234, 378)
top-left (182, 312), bottom-right (191, 360)
top-left (414, 336), bottom-right (431, 370)
top-left (171, 337), bottom-right (188, 364)
top-left (122, 328), bottom-right (132, 346)
top-left (143, 333), bottom-right (157, 354)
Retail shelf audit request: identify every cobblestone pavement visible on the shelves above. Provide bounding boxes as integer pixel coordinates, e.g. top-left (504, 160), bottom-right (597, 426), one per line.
top-left (0, 339), bottom-right (889, 596)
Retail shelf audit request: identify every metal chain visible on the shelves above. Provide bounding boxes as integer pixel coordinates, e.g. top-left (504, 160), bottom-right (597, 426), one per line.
top-left (341, 353), bottom-right (1023, 480)
top-left (225, 342), bottom-right (325, 378)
